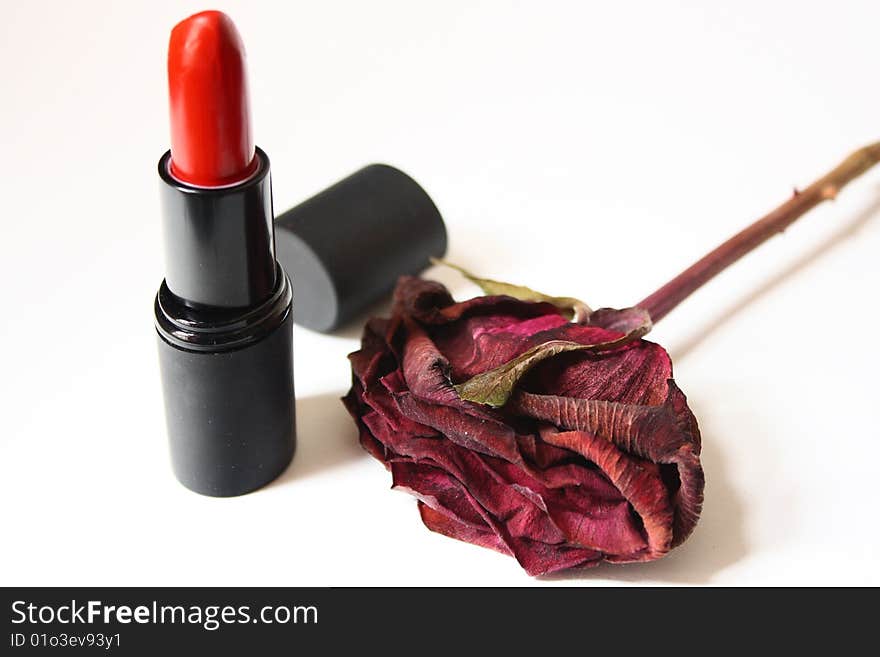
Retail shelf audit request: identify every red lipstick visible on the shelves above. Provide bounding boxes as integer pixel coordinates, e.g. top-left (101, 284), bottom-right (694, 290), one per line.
top-left (167, 11), bottom-right (256, 187)
top-left (155, 11), bottom-right (295, 497)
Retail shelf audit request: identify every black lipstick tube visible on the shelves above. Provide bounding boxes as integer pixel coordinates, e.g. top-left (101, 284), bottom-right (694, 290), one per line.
top-left (154, 147), bottom-right (295, 497)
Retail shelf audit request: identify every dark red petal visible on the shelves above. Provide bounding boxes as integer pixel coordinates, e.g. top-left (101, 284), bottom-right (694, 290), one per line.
top-left (434, 313), bottom-right (569, 379)
top-left (399, 320), bottom-right (460, 406)
top-left (394, 392), bottom-right (521, 462)
top-left (586, 306), bottom-right (652, 334)
top-left (418, 502), bottom-right (513, 556)
top-left (392, 462), bottom-right (490, 530)
top-left (348, 317), bottom-right (391, 382)
top-left (391, 276), bottom-right (456, 321)
top-left (419, 503), bottom-right (603, 576)
top-left (522, 330), bottom-right (672, 406)
top-left (490, 456), bottom-right (648, 556)
top-left (367, 395), bottom-right (651, 556)
top-left (392, 458), bottom-right (567, 546)
top-left (511, 381), bottom-right (704, 547)
top-left (536, 425), bottom-right (674, 559)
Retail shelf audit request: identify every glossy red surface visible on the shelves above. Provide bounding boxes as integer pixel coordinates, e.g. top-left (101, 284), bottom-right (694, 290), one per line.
top-left (167, 11), bottom-right (256, 187)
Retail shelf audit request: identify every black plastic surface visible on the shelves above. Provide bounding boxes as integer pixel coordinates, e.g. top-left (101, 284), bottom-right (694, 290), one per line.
top-left (274, 164), bottom-right (447, 332)
top-left (156, 306), bottom-right (295, 497)
top-left (159, 148), bottom-right (276, 309)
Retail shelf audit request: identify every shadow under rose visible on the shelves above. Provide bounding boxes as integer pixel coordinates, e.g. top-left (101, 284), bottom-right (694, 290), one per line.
top-left (539, 413), bottom-right (747, 584)
top-left (272, 391), bottom-right (366, 484)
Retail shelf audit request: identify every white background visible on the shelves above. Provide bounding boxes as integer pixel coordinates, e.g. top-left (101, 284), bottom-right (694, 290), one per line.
top-left (1, 0), bottom-right (878, 586)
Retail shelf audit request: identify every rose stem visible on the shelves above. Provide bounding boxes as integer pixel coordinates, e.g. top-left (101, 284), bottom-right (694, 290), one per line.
top-left (637, 141), bottom-right (880, 323)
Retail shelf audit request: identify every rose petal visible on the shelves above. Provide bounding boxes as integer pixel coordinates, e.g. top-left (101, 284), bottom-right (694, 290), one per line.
top-left (511, 381), bottom-right (704, 547)
top-left (419, 502), bottom-right (604, 576)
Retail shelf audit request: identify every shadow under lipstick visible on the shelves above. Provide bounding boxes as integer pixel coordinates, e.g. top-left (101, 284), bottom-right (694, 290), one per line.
top-left (154, 11), bottom-right (295, 496)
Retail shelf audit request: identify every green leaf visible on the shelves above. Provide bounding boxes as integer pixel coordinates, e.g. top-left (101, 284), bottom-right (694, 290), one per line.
top-left (454, 323), bottom-right (651, 408)
top-left (432, 258), bottom-right (591, 322)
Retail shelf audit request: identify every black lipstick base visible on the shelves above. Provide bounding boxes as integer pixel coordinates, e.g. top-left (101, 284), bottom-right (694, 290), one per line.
top-left (155, 272), bottom-right (295, 497)
top-left (155, 148), bottom-right (295, 496)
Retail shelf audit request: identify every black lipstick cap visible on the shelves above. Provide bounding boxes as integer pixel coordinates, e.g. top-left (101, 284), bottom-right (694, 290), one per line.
top-left (274, 164), bottom-right (447, 332)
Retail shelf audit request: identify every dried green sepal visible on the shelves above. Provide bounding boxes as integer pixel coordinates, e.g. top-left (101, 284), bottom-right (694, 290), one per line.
top-left (431, 258), bottom-right (591, 322)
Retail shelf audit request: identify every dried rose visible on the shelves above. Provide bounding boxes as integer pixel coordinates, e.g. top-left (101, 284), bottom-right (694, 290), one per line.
top-left (344, 276), bottom-right (703, 575)
top-left (343, 142), bottom-right (880, 575)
